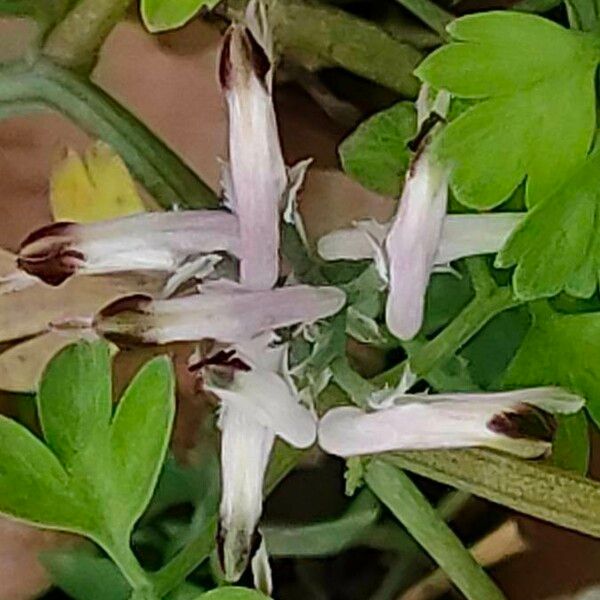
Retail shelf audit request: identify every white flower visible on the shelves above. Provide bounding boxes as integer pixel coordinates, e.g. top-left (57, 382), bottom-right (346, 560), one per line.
top-left (194, 336), bottom-right (316, 581)
top-left (219, 24), bottom-right (288, 290)
top-left (94, 281), bottom-right (345, 345)
top-left (317, 85), bottom-right (523, 341)
top-left (319, 387), bottom-right (584, 459)
top-left (319, 214), bottom-right (523, 274)
top-left (16, 211), bottom-right (239, 286)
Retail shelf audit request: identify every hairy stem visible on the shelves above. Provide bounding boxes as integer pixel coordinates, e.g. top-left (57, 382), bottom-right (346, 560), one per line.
top-left (0, 60), bottom-right (218, 210)
top-left (382, 449), bottom-right (600, 539)
top-left (43, 0), bottom-right (134, 71)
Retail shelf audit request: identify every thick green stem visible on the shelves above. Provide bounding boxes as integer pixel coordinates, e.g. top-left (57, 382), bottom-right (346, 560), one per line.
top-left (152, 517), bottom-right (217, 597)
top-left (382, 449), bottom-right (600, 538)
top-left (392, 0), bottom-right (453, 40)
top-left (0, 59), bottom-right (218, 210)
top-left (43, 0), bottom-right (133, 71)
top-left (366, 461), bottom-right (505, 600)
top-left (102, 539), bottom-right (155, 594)
top-left (372, 285), bottom-right (518, 388)
top-left (410, 286), bottom-right (517, 378)
top-left (226, 0), bottom-right (422, 96)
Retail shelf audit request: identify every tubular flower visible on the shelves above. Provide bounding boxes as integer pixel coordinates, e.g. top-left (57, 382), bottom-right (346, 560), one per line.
top-left (16, 211), bottom-right (239, 287)
top-left (319, 387), bottom-right (584, 459)
top-left (94, 281), bottom-right (345, 346)
top-left (191, 335), bottom-right (316, 581)
top-left (219, 24), bottom-right (288, 290)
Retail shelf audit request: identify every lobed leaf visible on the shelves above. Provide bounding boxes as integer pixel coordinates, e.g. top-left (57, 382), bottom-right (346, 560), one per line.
top-left (417, 11), bottom-right (599, 209)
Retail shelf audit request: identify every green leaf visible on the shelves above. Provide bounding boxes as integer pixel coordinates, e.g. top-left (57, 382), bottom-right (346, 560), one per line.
top-left (0, 415), bottom-right (80, 528)
top-left (0, 341), bottom-right (174, 590)
top-left (196, 589), bottom-right (270, 600)
top-left (108, 356), bottom-right (175, 532)
top-left (417, 11), bottom-right (599, 209)
top-left (263, 489), bottom-right (380, 557)
top-left (496, 149), bottom-right (600, 300)
top-left (339, 102), bottom-right (416, 196)
top-left (503, 304), bottom-right (600, 428)
top-left (551, 412), bottom-right (590, 475)
top-left (38, 341), bottom-right (111, 470)
top-left (365, 461), bottom-right (505, 600)
top-left (41, 549), bottom-right (130, 600)
top-left (141, 0), bottom-right (217, 33)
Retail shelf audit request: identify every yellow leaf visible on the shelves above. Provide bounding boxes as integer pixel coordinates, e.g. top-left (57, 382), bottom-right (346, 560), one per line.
top-left (50, 141), bottom-right (146, 223)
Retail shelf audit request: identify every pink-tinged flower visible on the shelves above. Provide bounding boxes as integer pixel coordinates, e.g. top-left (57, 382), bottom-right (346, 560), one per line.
top-left (384, 141), bottom-right (449, 340)
top-left (16, 211), bottom-right (239, 287)
top-left (219, 25), bottom-right (287, 290)
top-left (318, 214), bottom-right (524, 266)
top-left (319, 387), bottom-right (584, 459)
top-left (94, 281), bottom-right (346, 345)
top-left (191, 336), bottom-right (316, 581)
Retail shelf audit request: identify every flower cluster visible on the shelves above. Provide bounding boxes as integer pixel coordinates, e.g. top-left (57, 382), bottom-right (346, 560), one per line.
top-left (0, 14), bottom-right (585, 589)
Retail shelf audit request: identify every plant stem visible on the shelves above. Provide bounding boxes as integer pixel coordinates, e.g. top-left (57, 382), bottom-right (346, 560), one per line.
top-left (365, 461), bottom-right (506, 600)
top-left (43, 0), bottom-right (134, 71)
top-left (0, 59), bottom-right (219, 210)
top-left (382, 448), bottom-right (600, 538)
top-left (152, 516), bottom-right (217, 597)
top-left (410, 286), bottom-right (517, 377)
top-left (372, 285), bottom-right (518, 388)
top-left (392, 0), bottom-right (453, 40)
top-left (225, 0), bottom-right (422, 96)
top-left (103, 540), bottom-right (156, 594)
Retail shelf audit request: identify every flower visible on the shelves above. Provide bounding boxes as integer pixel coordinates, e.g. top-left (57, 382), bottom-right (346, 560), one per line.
top-left (318, 214), bottom-right (524, 268)
top-left (318, 85), bottom-right (523, 341)
top-left (219, 24), bottom-right (288, 290)
top-left (16, 211), bottom-right (239, 287)
top-left (191, 335), bottom-right (317, 582)
top-left (94, 281), bottom-right (345, 345)
top-left (319, 387), bottom-right (584, 459)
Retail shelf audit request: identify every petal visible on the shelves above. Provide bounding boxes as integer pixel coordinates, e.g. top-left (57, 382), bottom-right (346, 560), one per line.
top-left (318, 387), bottom-right (583, 459)
top-left (95, 284), bottom-right (346, 345)
top-left (220, 26), bottom-right (287, 290)
top-left (207, 369), bottom-right (317, 448)
top-left (18, 211), bottom-right (240, 285)
top-left (219, 405), bottom-right (274, 582)
top-left (317, 219), bottom-right (389, 262)
top-left (436, 213), bottom-right (524, 264)
top-left (385, 147), bottom-right (448, 340)
top-left (318, 213), bottom-right (524, 265)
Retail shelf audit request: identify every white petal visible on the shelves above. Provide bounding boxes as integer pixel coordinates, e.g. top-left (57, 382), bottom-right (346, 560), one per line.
top-left (436, 213), bottom-right (524, 264)
top-left (220, 26), bottom-right (287, 290)
top-left (385, 147), bottom-right (448, 340)
top-left (208, 369), bottom-right (317, 448)
top-left (219, 405), bottom-right (274, 582)
top-left (251, 534), bottom-right (273, 597)
top-left (317, 219), bottom-right (388, 262)
top-left (17, 211), bottom-right (240, 285)
top-left (319, 387), bottom-right (582, 459)
top-left (95, 284), bottom-right (346, 344)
